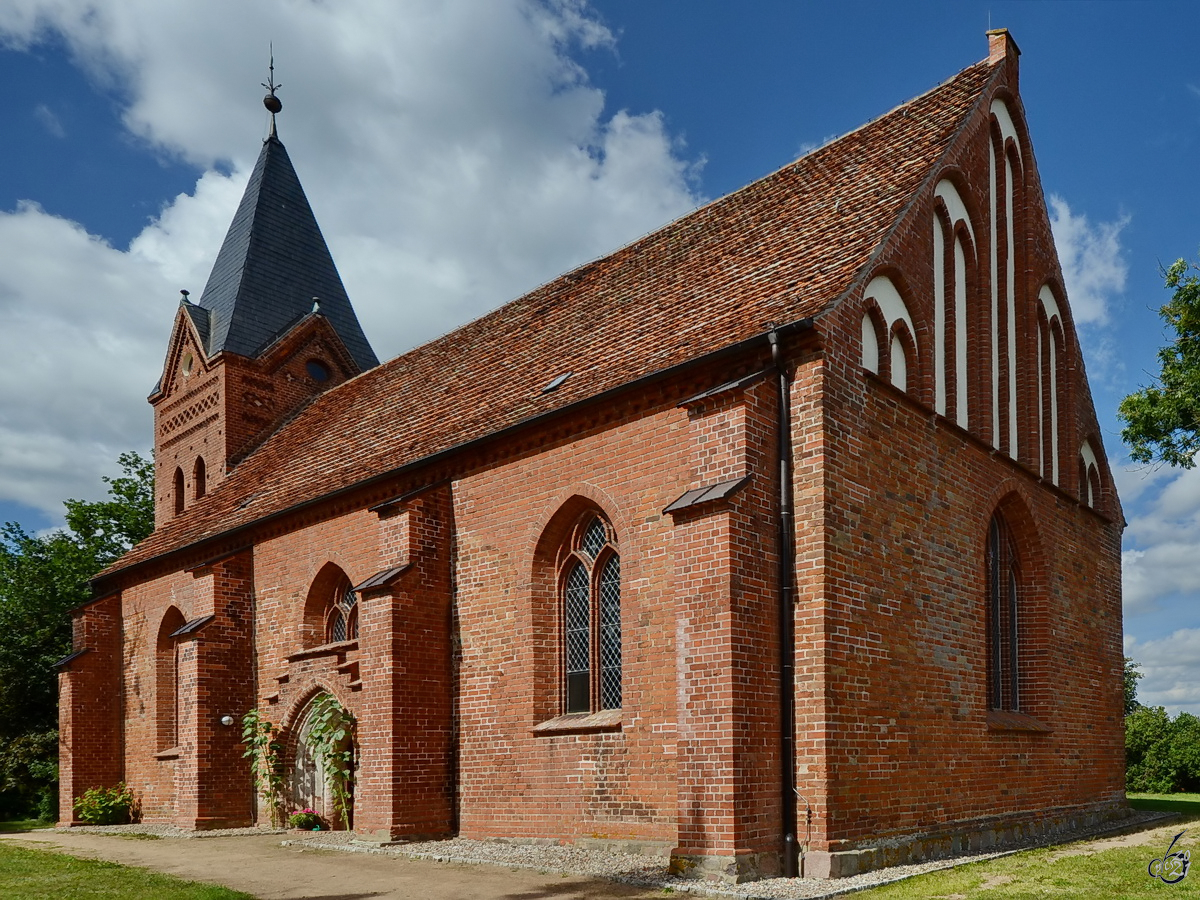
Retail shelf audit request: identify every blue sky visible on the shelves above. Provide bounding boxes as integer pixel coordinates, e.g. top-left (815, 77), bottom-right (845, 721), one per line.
top-left (0, 0), bottom-right (1197, 711)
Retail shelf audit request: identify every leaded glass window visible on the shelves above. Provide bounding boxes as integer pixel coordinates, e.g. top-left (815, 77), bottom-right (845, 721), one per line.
top-left (565, 563), bottom-right (591, 713)
top-left (987, 515), bottom-right (1019, 710)
top-left (326, 583), bottom-right (359, 644)
top-left (560, 514), bottom-right (621, 713)
top-left (599, 555), bottom-right (621, 710)
top-left (582, 518), bottom-right (607, 559)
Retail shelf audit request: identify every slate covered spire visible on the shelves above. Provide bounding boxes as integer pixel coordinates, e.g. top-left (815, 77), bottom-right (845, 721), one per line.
top-left (195, 128), bottom-right (379, 372)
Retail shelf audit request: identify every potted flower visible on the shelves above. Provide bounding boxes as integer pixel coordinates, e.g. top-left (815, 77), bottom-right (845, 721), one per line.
top-left (288, 807), bottom-right (326, 830)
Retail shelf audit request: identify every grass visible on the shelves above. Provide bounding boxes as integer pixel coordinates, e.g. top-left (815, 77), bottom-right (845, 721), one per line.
top-left (1129, 792), bottom-right (1200, 813)
top-left (854, 835), bottom-right (1200, 898)
top-left (0, 841), bottom-right (254, 900)
top-left (854, 796), bottom-right (1200, 898)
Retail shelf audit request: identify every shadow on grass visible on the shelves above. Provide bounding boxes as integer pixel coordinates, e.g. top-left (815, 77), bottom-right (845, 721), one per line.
top-left (1128, 795), bottom-right (1200, 814)
top-left (0, 820), bottom-right (50, 834)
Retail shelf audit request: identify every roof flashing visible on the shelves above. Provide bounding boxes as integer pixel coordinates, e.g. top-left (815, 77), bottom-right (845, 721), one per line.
top-left (663, 475), bottom-right (752, 515)
top-left (170, 614), bottom-right (216, 638)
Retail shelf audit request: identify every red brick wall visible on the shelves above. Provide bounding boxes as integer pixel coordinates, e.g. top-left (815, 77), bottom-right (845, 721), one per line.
top-left (451, 392), bottom-right (695, 846)
top-left (152, 314), bottom-right (361, 527)
top-left (58, 594), bottom-right (124, 824)
top-left (794, 60), bottom-right (1124, 854)
top-left (355, 487), bottom-right (456, 840)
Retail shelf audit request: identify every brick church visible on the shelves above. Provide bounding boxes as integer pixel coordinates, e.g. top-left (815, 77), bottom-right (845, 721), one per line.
top-left (58, 31), bottom-right (1125, 881)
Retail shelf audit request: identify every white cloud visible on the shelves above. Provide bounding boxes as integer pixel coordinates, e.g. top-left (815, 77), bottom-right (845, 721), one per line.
top-left (1122, 465), bottom-right (1200, 615)
top-left (1126, 630), bottom-right (1200, 715)
top-left (0, 0), bottom-right (703, 518)
top-left (1048, 194), bottom-right (1128, 328)
top-left (0, 202), bottom-right (172, 510)
top-left (33, 103), bottom-right (64, 137)
top-left (1111, 455), bottom-right (1173, 507)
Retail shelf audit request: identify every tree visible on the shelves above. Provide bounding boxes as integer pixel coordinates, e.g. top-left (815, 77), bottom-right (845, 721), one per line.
top-left (1126, 705), bottom-right (1200, 794)
top-left (1125, 656), bottom-right (1144, 716)
top-left (1119, 257), bottom-right (1200, 467)
top-left (0, 452), bottom-right (153, 818)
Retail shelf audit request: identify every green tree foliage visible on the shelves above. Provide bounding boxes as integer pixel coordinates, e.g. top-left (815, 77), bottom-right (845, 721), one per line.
top-left (1119, 257), bottom-right (1200, 467)
top-left (1126, 705), bottom-right (1200, 793)
top-left (1124, 656), bottom-right (1144, 716)
top-left (0, 452), bottom-right (153, 818)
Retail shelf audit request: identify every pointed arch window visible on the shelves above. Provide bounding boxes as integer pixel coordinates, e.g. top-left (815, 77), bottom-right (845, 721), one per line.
top-left (561, 514), bottom-right (621, 713)
top-left (193, 456), bottom-right (207, 500)
top-left (156, 607), bottom-right (186, 751)
top-left (986, 514), bottom-right (1020, 711)
top-left (326, 578), bottom-right (359, 644)
top-left (173, 467), bottom-right (186, 516)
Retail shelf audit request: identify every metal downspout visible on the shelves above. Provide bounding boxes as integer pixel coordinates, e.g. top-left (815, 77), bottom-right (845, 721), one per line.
top-left (768, 326), bottom-right (799, 878)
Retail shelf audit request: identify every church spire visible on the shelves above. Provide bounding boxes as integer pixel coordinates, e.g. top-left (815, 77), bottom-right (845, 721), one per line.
top-left (192, 58), bottom-right (378, 372)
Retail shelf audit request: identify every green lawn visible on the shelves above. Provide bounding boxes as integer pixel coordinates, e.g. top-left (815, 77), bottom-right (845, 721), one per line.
top-left (1129, 792), bottom-right (1200, 813)
top-left (856, 797), bottom-right (1199, 898)
top-left (0, 842), bottom-right (254, 900)
top-left (855, 837), bottom-right (1200, 898)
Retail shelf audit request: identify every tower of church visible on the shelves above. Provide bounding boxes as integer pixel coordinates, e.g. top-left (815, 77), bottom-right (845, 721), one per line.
top-left (150, 72), bottom-right (378, 526)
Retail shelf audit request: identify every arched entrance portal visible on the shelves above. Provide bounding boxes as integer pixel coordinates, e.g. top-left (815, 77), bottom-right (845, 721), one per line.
top-left (288, 693), bottom-right (355, 829)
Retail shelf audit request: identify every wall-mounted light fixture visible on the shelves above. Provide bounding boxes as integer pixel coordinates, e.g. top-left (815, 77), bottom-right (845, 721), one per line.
top-left (220, 715), bottom-right (235, 727)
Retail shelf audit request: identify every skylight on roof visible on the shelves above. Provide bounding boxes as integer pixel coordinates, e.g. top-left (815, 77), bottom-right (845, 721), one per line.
top-left (542, 372), bottom-right (572, 394)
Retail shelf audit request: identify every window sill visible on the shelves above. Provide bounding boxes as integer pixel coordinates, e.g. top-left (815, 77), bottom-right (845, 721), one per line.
top-left (286, 639), bottom-right (358, 663)
top-left (154, 747), bottom-right (181, 760)
top-left (531, 709), bottom-right (623, 736)
top-left (987, 710), bottom-right (1053, 733)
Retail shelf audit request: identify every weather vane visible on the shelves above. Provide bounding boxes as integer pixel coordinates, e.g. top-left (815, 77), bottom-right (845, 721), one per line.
top-left (262, 44), bottom-right (282, 136)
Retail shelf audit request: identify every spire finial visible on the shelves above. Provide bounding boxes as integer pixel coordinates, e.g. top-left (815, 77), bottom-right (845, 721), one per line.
top-left (262, 44), bottom-right (282, 137)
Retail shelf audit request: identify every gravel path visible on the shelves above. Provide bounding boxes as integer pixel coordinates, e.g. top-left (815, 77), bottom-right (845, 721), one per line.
top-left (55, 810), bottom-right (1176, 900)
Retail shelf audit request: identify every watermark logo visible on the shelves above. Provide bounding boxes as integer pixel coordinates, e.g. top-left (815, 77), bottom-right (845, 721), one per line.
top-left (1149, 830), bottom-right (1190, 885)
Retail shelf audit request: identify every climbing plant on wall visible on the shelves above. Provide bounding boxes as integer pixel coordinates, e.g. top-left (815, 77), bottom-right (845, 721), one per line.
top-left (241, 708), bottom-right (286, 828)
top-left (303, 693), bottom-right (356, 829)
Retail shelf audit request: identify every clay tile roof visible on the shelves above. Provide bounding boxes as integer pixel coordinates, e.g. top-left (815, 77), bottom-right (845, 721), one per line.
top-left (197, 135), bottom-right (379, 372)
top-left (103, 57), bottom-right (998, 580)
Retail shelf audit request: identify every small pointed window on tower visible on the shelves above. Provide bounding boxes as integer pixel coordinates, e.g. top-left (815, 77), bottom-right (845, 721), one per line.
top-left (173, 467), bottom-right (185, 516)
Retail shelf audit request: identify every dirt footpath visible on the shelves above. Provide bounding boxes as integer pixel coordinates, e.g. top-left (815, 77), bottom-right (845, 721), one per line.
top-left (0, 830), bottom-right (666, 900)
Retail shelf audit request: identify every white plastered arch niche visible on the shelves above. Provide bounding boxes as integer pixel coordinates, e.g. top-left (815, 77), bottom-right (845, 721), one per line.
top-left (933, 180), bottom-right (975, 425)
top-left (990, 97), bottom-right (1022, 459)
top-left (1080, 438), bottom-right (1101, 508)
top-left (1038, 285), bottom-right (1063, 484)
top-left (860, 275), bottom-right (915, 392)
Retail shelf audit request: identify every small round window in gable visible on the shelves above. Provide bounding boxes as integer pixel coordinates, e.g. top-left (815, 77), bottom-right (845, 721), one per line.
top-left (306, 360), bottom-right (331, 382)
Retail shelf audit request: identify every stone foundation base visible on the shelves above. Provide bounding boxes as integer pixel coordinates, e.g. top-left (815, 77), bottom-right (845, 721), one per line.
top-left (353, 829), bottom-right (451, 846)
top-left (668, 849), bottom-right (781, 883)
top-left (456, 834), bottom-right (674, 858)
top-left (802, 802), bottom-right (1134, 879)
